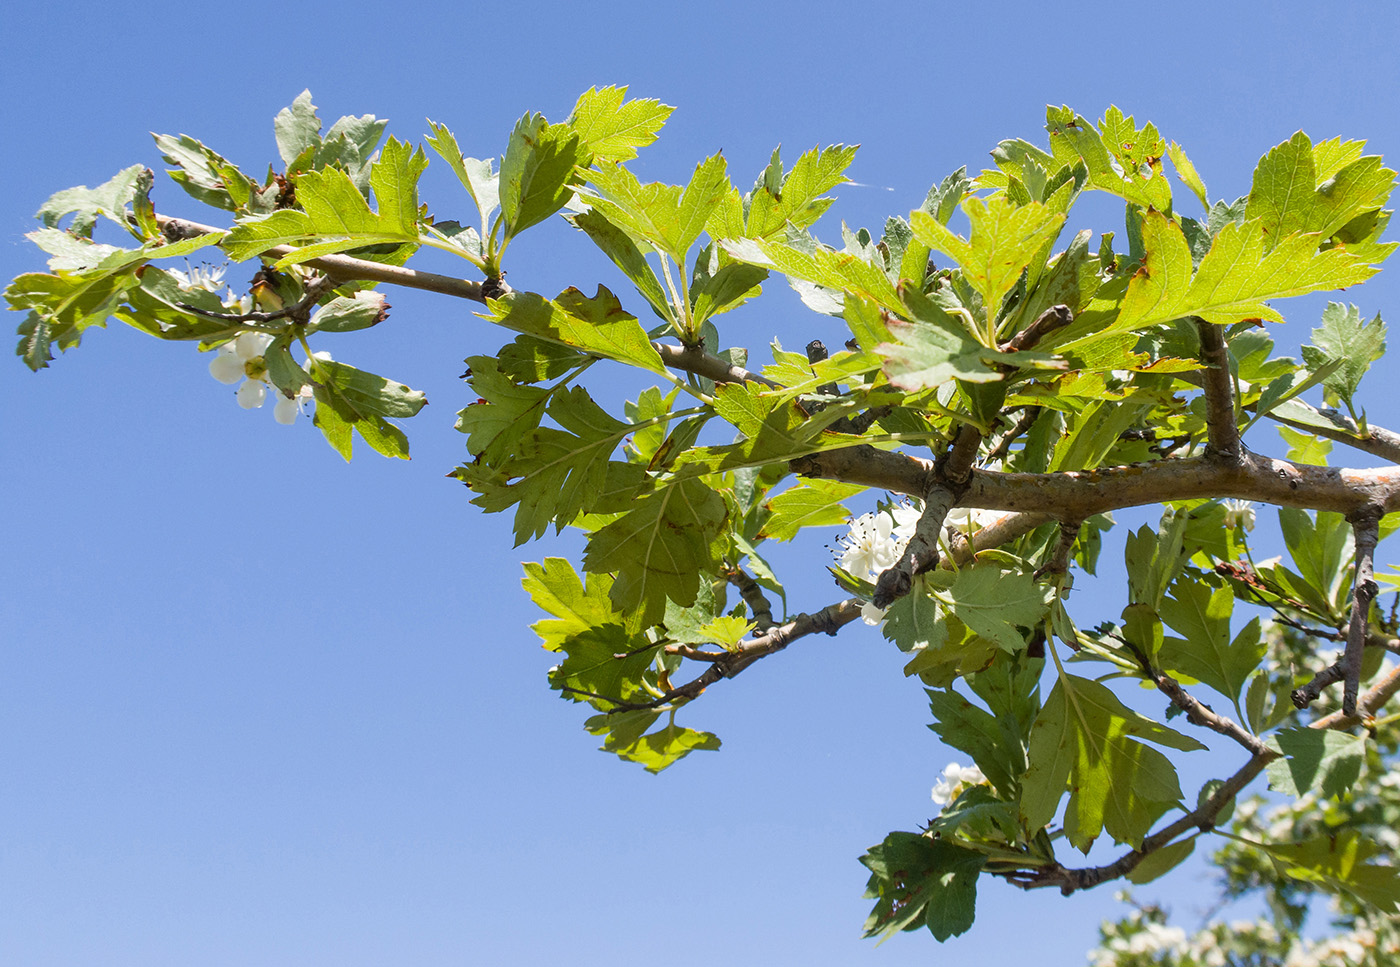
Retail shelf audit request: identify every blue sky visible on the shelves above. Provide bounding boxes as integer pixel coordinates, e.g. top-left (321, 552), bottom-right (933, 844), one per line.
top-left (4, 2), bottom-right (1400, 964)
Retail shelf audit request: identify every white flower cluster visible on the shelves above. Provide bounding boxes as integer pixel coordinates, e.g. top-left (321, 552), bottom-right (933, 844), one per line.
top-left (835, 502), bottom-right (921, 625)
top-left (208, 333), bottom-right (319, 424)
top-left (930, 761), bottom-right (986, 807)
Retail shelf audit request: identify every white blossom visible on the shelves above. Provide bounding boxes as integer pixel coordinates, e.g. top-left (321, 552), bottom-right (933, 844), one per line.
top-left (835, 501), bottom-right (921, 627)
top-left (167, 262), bottom-right (228, 293)
top-left (945, 506), bottom-right (1008, 535)
top-left (208, 333), bottom-right (319, 423)
top-left (930, 761), bottom-right (986, 807)
top-left (1223, 498), bottom-right (1256, 532)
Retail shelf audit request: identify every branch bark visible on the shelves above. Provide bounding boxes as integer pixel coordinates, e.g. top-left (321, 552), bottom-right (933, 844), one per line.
top-left (1195, 318), bottom-right (1243, 464)
top-left (795, 446), bottom-right (1400, 519)
top-left (871, 424), bottom-right (981, 608)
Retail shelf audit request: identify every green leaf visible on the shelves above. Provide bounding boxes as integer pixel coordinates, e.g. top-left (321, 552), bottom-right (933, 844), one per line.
top-left (570, 208), bottom-right (674, 323)
top-left (499, 113), bottom-right (586, 241)
top-left (721, 236), bottom-right (903, 312)
top-left (225, 137), bottom-right (428, 265)
top-left (876, 317), bottom-right (1005, 391)
top-left (314, 357), bottom-right (426, 419)
top-left (548, 622), bottom-right (659, 705)
top-left (308, 292), bottom-right (389, 333)
top-left (1278, 424), bottom-right (1333, 465)
top-left (1046, 106), bottom-right (1171, 210)
top-left (1301, 302), bottom-right (1386, 409)
top-left (583, 478), bottom-right (728, 624)
top-left (483, 287), bottom-right (664, 373)
top-left (7, 245), bottom-right (155, 369)
top-left (909, 196), bottom-right (1065, 332)
top-left (589, 713), bottom-right (721, 773)
top-left (583, 153), bottom-right (729, 262)
top-left (1158, 581), bottom-right (1264, 716)
top-left (1246, 131), bottom-right (1396, 249)
top-left (927, 686), bottom-right (1023, 799)
top-left (154, 133), bottom-right (255, 211)
top-left (1259, 830), bottom-right (1400, 913)
top-left (456, 355), bottom-right (551, 463)
top-left (1167, 141), bottom-right (1209, 211)
top-left (690, 244), bottom-right (767, 328)
top-left (424, 121), bottom-right (500, 230)
top-left (274, 90), bottom-right (322, 167)
top-left (310, 358), bottom-right (422, 461)
top-left (861, 834), bottom-right (984, 942)
top-left (760, 479), bottom-right (864, 542)
top-left (1022, 675), bottom-right (1204, 850)
top-left (566, 86), bottom-right (674, 163)
top-left (523, 557), bottom-right (643, 647)
top-left (1098, 212), bottom-right (1380, 339)
top-left (36, 165), bottom-right (149, 237)
top-left (1126, 838), bottom-right (1196, 885)
top-left (738, 144), bottom-right (858, 239)
top-left (927, 565), bottom-right (1052, 653)
top-left (457, 384), bottom-right (641, 544)
top-left (1266, 728), bottom-right (1366, 800)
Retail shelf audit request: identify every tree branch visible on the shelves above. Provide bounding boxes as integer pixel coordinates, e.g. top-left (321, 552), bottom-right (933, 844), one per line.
top-left (871, 425), bottom-right (981, 608)
top-left (1001, 632), bottom-right (1400, 896)
top-left (1154, 673), bottom-right (1271, 756)
top-left (585, 598), bottom-right (864, 713)
top-left (1292, 509), bottom-right (1383, 715)
top-left (157, 214), bottom-right (494, 302)
top-left (795, 446), bottom-right (1400, 519)
top-left (1272, 401), bottom-right (1400, 466)
top-left (156, 214), bottom-right (776, 391)
top-left (1195, 318), bottom-right (1243, 464)
top-left (725, 565), bottom-right (776, 631)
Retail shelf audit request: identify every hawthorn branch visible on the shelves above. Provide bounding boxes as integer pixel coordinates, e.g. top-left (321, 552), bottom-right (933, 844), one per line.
top-left (1034, 520), bottom-right (1082, 579)
top-left (795, 446), bottom-right (1400, 519)
top-left (1291, 509), bottom-right (1383, 715)
top-left (871, 425), bottom-right (981, 608)
top-left (1002, 305), bottom-right (1073, 354)
top-left (1154, 673), bottom-right (1271, 756)
top-left (1272, 401), bottom-right (1400, 466)
top-left (1172, 367), bottom-right (1400, 467)
top-left (1006, 627), bottom-right (1400, 896)
top-left (1195, 318), bottom-right (1243, 464)
top-left (157, 214), bottom-right (495, 302)
top-left (725, 565), bottom-right (776, 631)
top-left (572, 598), bottom-right (865, 713)
top-left (155, 214), bottom-right (774, 391)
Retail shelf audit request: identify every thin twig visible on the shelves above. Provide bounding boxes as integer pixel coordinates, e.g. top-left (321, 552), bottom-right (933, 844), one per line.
top-left (155, 214), bottom-right (774, 390)
top-left (1005, 594), bottom-right (1400, 897)
top-left (579, 598), bottom-right (864, 713)
top-left (1292, 509), bottom-right (1382, 714)
top-left (1155, 673), bottom-right (1271, 756)
top-left (1001, 305), bottom-right (1073, 354)
top-left (986, 407), bottom-right (1042, 466)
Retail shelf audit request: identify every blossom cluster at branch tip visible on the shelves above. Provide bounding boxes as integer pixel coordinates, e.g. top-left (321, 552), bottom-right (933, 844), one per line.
top-left (930, 762), bottom-right (986, 807)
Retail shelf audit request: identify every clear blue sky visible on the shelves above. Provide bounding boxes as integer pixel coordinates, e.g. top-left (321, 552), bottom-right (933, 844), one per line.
top-left (4, 2), bottom-right (1400, 964)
